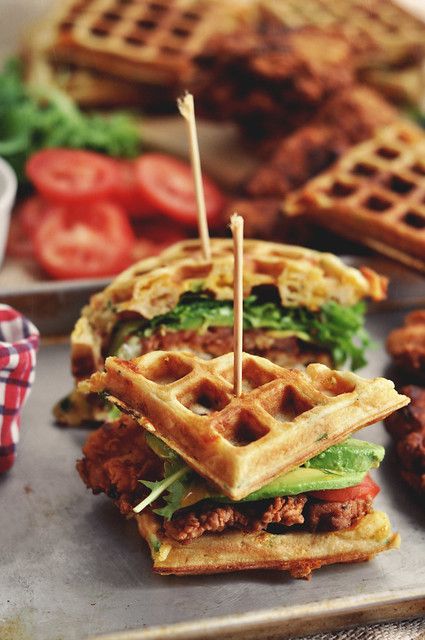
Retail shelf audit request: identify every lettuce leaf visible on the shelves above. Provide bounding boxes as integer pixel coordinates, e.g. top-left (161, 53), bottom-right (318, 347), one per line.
top-left (0, 58), bottom-right (140, 185)
top-left (113, 291), bottom-right (371, 370)
top-left (134, 434), bottom-right (382, 520)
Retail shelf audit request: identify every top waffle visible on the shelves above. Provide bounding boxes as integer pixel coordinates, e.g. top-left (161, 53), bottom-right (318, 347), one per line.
top-left (86, 351), bottom-right (409, 500)
top-left (261, 0), bottom-right (425, 68)
top-left (43, 0), bottom-right (254, 85)
top-left (71, 239), bottom-right (387, 379)
top-left (284, 121), bottom-right (425, 273)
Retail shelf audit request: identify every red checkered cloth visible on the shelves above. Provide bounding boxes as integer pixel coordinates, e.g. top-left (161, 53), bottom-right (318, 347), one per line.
top-left (0, 305), bottom-right (39, 473)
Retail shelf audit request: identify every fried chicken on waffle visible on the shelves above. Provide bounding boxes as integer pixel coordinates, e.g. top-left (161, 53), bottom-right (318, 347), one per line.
top-left (77, 351), bottom-right (406, 577)
top-left (55, 239), bottom-right (386, 427)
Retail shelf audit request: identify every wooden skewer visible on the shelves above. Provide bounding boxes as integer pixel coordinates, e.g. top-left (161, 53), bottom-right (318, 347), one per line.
top-left (420, 59), bottom-right (425, 114)
top-left (230, 213), bottom-right (244, 397)
top-left (177, 92), bottom-right (211, 261)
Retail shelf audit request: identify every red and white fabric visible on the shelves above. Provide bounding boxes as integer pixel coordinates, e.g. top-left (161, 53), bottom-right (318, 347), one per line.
top-left (0, 304), bottom-right (39, 473)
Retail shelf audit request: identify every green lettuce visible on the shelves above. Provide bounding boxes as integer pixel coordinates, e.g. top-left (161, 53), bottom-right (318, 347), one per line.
top-left (0, 58), bottom-right (140, 185)
top-left (133, 435), bottom-right (383, 520)
top-left (112, 291), bottom-right (371, 370)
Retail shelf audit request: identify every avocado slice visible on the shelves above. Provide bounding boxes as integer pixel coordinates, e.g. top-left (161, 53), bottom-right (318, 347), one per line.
top-left (306, 438), bottom-right (384, 473)
top-left (144, 434), bottom-right (383, 515)
top-left (227, 467), bottom-right (367, 503)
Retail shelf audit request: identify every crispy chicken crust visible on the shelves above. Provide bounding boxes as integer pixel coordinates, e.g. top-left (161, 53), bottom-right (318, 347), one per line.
top-left (386, 385), bottom-right (425, 496)
top-left (77, 415), bottom-right (162, 514)
top-left (78, 419), bottom-right (375, 539)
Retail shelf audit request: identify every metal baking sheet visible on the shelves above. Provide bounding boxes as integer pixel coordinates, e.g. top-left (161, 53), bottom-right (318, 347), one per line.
top-left (1, 309), bottom-right (424, 640)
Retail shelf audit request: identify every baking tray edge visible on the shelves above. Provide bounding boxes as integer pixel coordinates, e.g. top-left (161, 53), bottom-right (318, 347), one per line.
top-left (89, 589), bottom-right (425, 640)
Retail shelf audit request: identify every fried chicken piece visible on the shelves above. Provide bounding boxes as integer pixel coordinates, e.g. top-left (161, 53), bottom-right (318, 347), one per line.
top-left (194, 21), bottom-right (354, 140)
top-left (163, 496), bottom-right (307, 543)
top-left (246, 86), bottom-right (398, 200)
top-left (387, 311), bottom-right (425, 377)
top-left (77, 415), bottom-right (162, 515)
top-left (386, 385), bottom-right (425, 440)
top-left (385, 384), bottom-right (425, 497)
top-left (304, 498), bottom-right (372, 532)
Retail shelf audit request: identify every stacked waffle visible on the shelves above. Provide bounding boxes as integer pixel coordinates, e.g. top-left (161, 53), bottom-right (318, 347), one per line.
top-left (284, 121), bottom-right (425, 273)
top-left (55, 238), bottom-right (386, 426)
top-left (23, 0), bottom-right (256, 109)
top-left (22, 0), bottom-right (425, 111)
top-left (260, 0), bottom-right (425, 104)
top-left (78, 349), bottom-right (407, 576)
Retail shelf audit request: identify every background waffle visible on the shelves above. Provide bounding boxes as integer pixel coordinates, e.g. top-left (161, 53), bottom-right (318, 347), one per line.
top-left (71, 239), bottom-right (387, 380)
top-left (137, 510), bottom-right (399, 577)
top-left (260, 0), bottom-right (425, 69)
top-left (86, 351), bottom-right (409, 500)
top-left (284, 121), bottom-right (425, 273)
top-left (43, 0), bottom-right (254, 86)
top-left (22, 19), bottom-right (145, 108)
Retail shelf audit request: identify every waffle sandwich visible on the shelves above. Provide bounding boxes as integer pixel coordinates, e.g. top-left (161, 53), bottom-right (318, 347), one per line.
top-left (284, 121), bottom-right (425, 273)
top-left (39, 0), bottom-right (253, 86)
top-left (55, 239), bottom-right (386, 425)
top-left (78, 351), bottom-right (408, 577)
top-left (260, 0), bottom-right (425, 69)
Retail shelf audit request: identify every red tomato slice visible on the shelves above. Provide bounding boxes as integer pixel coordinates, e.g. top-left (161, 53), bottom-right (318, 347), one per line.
top-left (32, 201), bottom-right (136, 280)
top-left (6, 215), bottom-right (34, 259)
top-left (131, 217), bottom-right (188, 261)
top-left (134, 154), bottom-right (225, 228)
top-left (26, 149), bottom-right (117, 205)
top-left (17, 196), bottom-right (52, 238)
top-left (112, 160), bottom-right (154, 217)
top-left (309, 474), bottom-right (380, 502)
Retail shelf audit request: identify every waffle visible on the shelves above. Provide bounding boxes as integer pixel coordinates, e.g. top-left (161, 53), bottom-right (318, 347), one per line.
top-left (43, 0), bottom-right (254, 86)
top-left (260, 0), bottom-right (425, 69)
top-left (284, 121), bottom-right (425, 273)
top-left (85, 351), bottom-right (409, 500)
top-left (71, 239), bottom-right (387, 380)
top-left (137, 510), bottom-right (399, 577)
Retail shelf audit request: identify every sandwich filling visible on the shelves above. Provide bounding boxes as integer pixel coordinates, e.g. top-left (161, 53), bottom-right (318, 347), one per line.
top-left (108, 290), bottom-right (370, 370)
top-left (77, 416), bottom-right (383, 544)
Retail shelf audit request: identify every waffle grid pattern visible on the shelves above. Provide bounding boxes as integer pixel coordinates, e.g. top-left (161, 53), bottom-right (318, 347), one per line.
top-left (262, 0), bottom-right (425, 64)
top-left (48, 0), bottom-right (244, 82)
top-left (285, 122), bottom-right (425, 268)
top-left (94, 350), bottom-right (408, 499)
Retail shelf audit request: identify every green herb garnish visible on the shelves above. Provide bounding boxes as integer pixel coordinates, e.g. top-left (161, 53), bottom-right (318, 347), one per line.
top-left (0, 58), bottom-right (140, 185)
top-left (112, 291), bottom-right (371, 370)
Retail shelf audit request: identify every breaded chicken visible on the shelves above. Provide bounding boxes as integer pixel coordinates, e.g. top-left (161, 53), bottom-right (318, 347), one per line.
top-left (77, 415), bottom-right (162, 514)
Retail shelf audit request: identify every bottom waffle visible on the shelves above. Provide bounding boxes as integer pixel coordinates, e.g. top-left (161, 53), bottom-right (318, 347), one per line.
top-left (136, 511), bottom-right (399, 578)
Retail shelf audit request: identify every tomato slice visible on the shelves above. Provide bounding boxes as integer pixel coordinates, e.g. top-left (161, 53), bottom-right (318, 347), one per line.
top-left (309, 474), bottom-right (380, 502)
top-left (112, 160), bottom-right (154, 217)
top-left (32, 200), bottom-right (136, 279)
top-left (26, 149), bottom-right (117, 205)
top-left (6, 215), bottom-right (34, 259)
top-left (134, 153), bottom-right (225, 228)
top-left (131, 217), bottom-right (188, 261)
top-left (17, 196), bottom-right (52, 238)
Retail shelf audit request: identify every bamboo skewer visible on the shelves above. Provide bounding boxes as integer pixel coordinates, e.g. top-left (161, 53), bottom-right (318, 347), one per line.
top-left (177, 92), bottom-right (211, 261)
top-left (420, 59), bottom-right (425, 114)
top-left (230, 213), bottom-right (244, 397)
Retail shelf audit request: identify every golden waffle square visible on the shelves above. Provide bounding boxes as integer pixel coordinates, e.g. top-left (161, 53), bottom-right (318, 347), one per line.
top-left (136, 510), bottom-right (400, 577)
top-left (70, 239), bottom-right (387, 380)
top-left (85, 351), bottom-right (409, 500)
top-left (260, 0), bottom-right (425, 68)
top-left (44, 0), bottom-right (253, 85)
top-left (284, 121), bottom-right (425, 273)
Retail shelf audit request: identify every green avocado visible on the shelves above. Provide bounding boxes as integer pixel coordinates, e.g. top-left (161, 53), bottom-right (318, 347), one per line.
top-left (222, 467), bottom-right (367, 503)
top-left (218, 438), bottom-right (383, 503)
top-left (306, 438), bottom-right (384, 473)
top-left (143, 434), bottom-right (384, 516)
